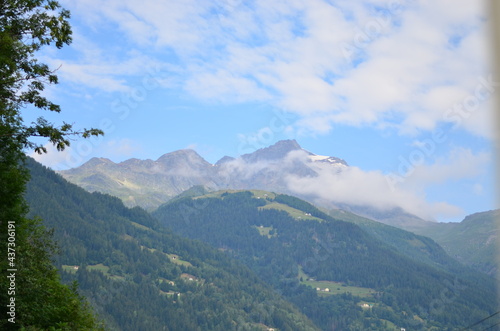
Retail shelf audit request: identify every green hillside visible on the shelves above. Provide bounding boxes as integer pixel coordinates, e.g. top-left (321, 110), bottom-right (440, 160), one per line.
top-left (327, 209), bottom-right (474, 273)
top-left (153, 190), bottom-right (499, 330)
top-left (25, 159), bottom-right (319, 331)
top-left (409, 210), bottom-right (499, 276)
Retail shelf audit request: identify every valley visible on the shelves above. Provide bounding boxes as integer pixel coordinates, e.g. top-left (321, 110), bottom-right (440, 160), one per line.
top-left (25, 143), bottom-right (499, 330)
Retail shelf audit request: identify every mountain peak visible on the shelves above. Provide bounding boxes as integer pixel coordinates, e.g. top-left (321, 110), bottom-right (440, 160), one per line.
top-left (156, 149), bottom-right (207, 163)
top-left (241, 139), bottom-right (305, 163)
top-left (154, 149), bottom-right (215, 175)
top-left (273, 139), bottom-right (302, 150)
top-left (80, 157), bottom-right (115, 168)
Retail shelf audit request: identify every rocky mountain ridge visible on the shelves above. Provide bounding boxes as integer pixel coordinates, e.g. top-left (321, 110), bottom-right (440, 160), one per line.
top-left (59, 139), bottom-right (427, 228)
top-left (59, 140), bottom-right (345, 208)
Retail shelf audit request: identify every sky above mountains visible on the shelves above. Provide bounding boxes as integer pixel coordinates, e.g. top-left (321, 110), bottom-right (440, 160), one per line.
top-left (30, 0), bottom-right (496, 222)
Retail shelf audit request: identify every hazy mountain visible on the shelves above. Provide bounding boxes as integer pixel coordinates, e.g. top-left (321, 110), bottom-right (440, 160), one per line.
top-left (59, 149), bottom-right (221, 210)
top-left (241, 139), bottom-right (302, 162)
top-left (330, 204), bottom-right (436, 232)
top-left (409, 209), bottom-right (500, 276)
top-left (152, 189), bottom-right (499, 330)
top-left (58, 139), bottom-right (347, 209)
top-left (60, 139), bottom-right (430, 228)
top-left (25, 158), bottom-right (319, 331)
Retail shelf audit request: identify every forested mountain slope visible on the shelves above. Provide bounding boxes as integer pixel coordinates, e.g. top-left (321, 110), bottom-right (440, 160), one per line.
top-left (327, 209), bottom-right (488, 274)
top-left (153, 190), bottom-right (499, 330)
top-left (410, 209), bottom-right (499, 277)
top-left (25, 159), bottom-right (318, 331)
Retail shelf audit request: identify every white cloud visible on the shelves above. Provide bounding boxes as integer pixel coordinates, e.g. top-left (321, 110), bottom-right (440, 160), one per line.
top-left (219, 157), bottom-right (270, 180)
top-left (282, 148), bottom-right (490, 221)
top-left (285, 161), bottom-right (459, 221)
top-left (185, 68), bottom-right (271, 103)
top-left (402, 147), bottom-right (491, 189)
top-left (58, 0), bottom-right (491, 138)
top-left (28, 143), bottom-right (74, 171)
top-left (212, 148), bottom-right (460, 220)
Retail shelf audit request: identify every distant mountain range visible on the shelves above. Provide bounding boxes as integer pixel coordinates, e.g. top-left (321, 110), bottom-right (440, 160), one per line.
top-left (152, 189), bottom-right (498, 330)
top-left (58, 139), bottom-right (426, 228)
top-left (25, 158), bottom-right (500, 330)
top-left (327, 208), bottom-right (499, 278)
top-left (58, 140), bottom-right (499, 277)
top-left (410, 209), bottom-right (499, 276)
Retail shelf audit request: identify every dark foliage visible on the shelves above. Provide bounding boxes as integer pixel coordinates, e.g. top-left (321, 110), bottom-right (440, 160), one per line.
top-left (25, 159), bottom-right (319, 331)
top-left (153, 191), bottom-right (499, 330)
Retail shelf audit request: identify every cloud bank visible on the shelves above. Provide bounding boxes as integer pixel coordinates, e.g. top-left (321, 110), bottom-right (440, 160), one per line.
top-left (56, 0), bottom-right (492, 138)
top-left (218, 147), bottom-right (490, 221)
top-left (283, 148), bottom-right (490, 221)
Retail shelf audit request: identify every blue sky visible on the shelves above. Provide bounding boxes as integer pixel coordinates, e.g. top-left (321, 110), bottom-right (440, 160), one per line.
top-left (30, 0), bottom-right (496, 222)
